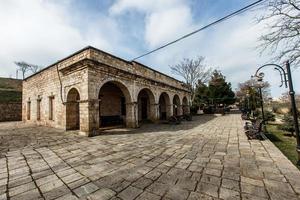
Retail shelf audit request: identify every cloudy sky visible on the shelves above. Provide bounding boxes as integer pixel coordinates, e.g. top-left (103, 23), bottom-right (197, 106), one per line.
top-left (0, 0), bottom-right (299, 97)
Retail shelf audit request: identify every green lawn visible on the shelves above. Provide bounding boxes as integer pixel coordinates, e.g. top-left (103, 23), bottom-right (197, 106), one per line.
top-left (265, 124), bottom-right (299, 169)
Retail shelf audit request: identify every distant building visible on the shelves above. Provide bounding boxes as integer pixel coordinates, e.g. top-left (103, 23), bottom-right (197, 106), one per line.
top-left (22, 46), bottom-right (191, 136)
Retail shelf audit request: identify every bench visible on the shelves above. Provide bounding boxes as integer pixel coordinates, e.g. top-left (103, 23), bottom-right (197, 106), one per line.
top-left (168, 114), bottom-right (193, 125)
top-left (244, 119), bottom-right (265, 140)
top-left (168, 116), bottom-right (181, 125)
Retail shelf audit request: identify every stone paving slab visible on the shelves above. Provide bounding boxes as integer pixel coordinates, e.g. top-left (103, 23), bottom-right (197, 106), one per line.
top-left (1, 114), bottom-right (300, 199)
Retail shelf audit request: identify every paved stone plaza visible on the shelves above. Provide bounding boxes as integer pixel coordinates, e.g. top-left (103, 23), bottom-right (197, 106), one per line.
top-left (1, 114), bottom-right (300, 200)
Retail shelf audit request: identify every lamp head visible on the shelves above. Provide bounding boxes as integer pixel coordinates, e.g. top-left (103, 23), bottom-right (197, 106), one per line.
top-left (257, 72), bottom-right (264, 81)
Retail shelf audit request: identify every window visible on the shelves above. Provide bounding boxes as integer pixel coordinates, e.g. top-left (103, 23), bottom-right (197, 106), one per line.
top-left (49, 96), bottom-right (54, 120)
top-left (27, 101), bottom-right (31, 120)
top-left (37, 99), bottom-right (41, 121)
top-left (121, 97), bottom-right (126, 115)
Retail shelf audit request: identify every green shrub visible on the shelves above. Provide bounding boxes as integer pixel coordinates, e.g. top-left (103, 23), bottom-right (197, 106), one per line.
top-left (265, 111), bottom-right (276, 121)
top-left (257, 110), bottom-right (275, 122)
top-left (278, 114), bottom-right (295, 136)
top-left (190, 104), bottom-right (198, 115)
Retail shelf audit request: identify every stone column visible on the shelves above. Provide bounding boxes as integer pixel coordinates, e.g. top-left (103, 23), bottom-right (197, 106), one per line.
top-left (79, 101), bottom-right (89, 135)
top-left (182, 105), bottom-right (189, 115)
top-left (187, 106), bottom-right (191, 114)
top-left (151, 103), bottom-right (160, 122)
top-left (79, 99), bottom-right (100, 136)
top-left (126, 102), bottom-right (138, 128)
top-left (167, 104), bottom-right (173, 118)
top-left (90, 99), bottom-right (100, 130)
top-left (178, 105), bottom-right (183, 116)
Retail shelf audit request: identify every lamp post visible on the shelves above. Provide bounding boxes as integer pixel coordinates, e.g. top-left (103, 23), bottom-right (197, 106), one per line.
top-left (258, 87), bottom-right (265, 123)
top-left (253, 61), bottom-right (300, 165)
top-left (251, 76), bottom-right (266, 125)
top-left (246, 91), bottom-right (250, 115)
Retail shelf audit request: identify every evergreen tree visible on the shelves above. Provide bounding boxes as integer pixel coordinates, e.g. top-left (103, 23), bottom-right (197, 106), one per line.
top-left (207, 70), bottom-right (235, 106)
top-left (193, 81), bottom-right (209, 107)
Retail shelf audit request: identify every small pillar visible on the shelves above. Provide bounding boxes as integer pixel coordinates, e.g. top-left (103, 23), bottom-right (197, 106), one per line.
top-left (177, 105), bottom-right (183, 116)
top-left (168, 104), bottom-right (173, 118)
top-left (80, 99), bottom-right (100, 136)
top-left (126, 102), bottom-right (138, 128)
top-left (78, 101), bottom-right (90, 135)
top-left (151, 103), bottom-right (160, 122)
top-left (182, 105), bottom-right (190, 115)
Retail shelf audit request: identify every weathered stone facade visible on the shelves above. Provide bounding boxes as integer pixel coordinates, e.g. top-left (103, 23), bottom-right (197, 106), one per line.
top-left (22, 46), bottom-right (191, 136)
top-left (0, 102), bottom-right (22, 122)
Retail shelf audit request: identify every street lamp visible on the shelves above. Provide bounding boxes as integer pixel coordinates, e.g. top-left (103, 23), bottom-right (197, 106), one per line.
top-left (251, 76), bottom-right (266, 127)
top-left (252, 61), bottom-right (300, 165)
top-left (245, 91), bottom-right (250, 115)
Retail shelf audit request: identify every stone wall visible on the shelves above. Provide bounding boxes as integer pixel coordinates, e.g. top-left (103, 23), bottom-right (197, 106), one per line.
top-left (0, 102), bottom-right (22, 122)
top-left (22, 64), bottom-right (89, 132)
top-left (23, 46), bottom-right (191, 135)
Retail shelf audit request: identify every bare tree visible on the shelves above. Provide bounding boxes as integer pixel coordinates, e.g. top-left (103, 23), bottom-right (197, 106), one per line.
top-left (14, 61), bottom-right (41, 79)
top-left (258, 0), bottom-right (300, 66)
top-left (170, 56), bottom-right (212, 101)
top-left (29, 64), bottom-right (41, 73)
top-left (236, 79), bottom-right (271, 100)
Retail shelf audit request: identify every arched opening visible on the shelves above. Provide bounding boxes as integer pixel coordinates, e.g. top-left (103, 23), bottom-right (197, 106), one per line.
top-left (173, 95), bottom-right (181, 116)
top-left (137, 88), bottom-right (155, 123)
top-left (66, 88), bottom-right (80, 130)
top-left (98, 81), bottom-right (130, 128)
top-left (182, 96), bottom-right (189, 115)
top-left (159, 92), bottom-right (171, 120)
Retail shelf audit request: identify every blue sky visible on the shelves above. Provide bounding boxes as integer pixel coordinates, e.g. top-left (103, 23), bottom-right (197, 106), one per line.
top-left (0, 0), bottom-right (299, 97)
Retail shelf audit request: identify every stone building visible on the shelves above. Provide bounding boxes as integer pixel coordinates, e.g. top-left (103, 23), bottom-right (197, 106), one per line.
top-left (22, 46), bottom-right (191, 136)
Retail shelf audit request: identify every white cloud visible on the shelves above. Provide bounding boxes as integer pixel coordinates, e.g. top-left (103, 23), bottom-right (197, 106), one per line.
top-left (1, 0), bottom-right (298, 97)
top-left (110, 0), bottom-right (195, 48)
top-left (109, 0), bottom-right (183, 15)
top-left (145, 6), bottom-right (195, 47)
top-left (138, 10), bottom-right (298, 97)
top-left (0, 0), bottom-right (120, 78)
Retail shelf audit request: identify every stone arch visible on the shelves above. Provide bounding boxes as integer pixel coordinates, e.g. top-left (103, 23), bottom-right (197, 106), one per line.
top-left (98, 81), bottom-right (131, 127)
top-left (97, 79), bottom-right (132, 102)
top-left (158, 92), bottom-right (172, 120)
top-left (137, 88), bottom-right (156, 123)
top-left (173, 94), bottom-right (181, 116)
top-left (66, 88), bottom-right (80, 130)
top-left (182, 96), bottom-right (189, 115)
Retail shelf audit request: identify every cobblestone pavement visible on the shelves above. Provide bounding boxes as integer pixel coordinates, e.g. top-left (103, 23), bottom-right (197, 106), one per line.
top-left (1, 114), bottom-right (300, 200)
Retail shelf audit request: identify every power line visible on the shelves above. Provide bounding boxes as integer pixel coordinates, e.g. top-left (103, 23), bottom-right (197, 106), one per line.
top-left (131, 0), bottom-right (265, 61)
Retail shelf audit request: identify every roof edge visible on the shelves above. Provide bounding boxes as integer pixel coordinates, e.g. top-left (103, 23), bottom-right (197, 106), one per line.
top-left (24, 46), bottom-right (92, 81)
top-left (24, 46), bottom-right (185, 86)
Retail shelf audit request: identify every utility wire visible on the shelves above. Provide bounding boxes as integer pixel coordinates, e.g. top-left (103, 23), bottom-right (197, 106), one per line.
top-left (131, 0), bottom-right (265, 61)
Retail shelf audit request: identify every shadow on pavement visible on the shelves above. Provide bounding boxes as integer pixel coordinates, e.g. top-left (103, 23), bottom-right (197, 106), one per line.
top-left (97, 115), bottom-right (217, 136)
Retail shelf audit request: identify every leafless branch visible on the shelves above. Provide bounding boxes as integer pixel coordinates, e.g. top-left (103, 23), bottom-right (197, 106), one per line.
top-left (170, 56), bottom-right (212, 101)
top-left (257, 0), bottom-right (300, 67)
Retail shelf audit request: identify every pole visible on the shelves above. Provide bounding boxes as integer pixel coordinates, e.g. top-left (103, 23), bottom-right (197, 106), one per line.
top-left (259, 87), bottom-right (265, 123)
top-left (286, 61), bottom-right (300, 165)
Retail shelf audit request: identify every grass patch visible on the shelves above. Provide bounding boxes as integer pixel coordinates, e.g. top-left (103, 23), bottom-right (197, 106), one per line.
top-left (265, 124), bottom-right (299, 169)
top-left (0, 77), bottom-right (22, 91)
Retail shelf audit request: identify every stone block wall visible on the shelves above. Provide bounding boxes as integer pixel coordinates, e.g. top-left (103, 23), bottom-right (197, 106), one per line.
top-left (22, 66), bottom-right (62, 128)
top-left (22, 63), bottom-right (89, 132)
top-left (0, 102), bottom-right (22, 122)
top-left (22, 46), bottom-right (191, 135)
